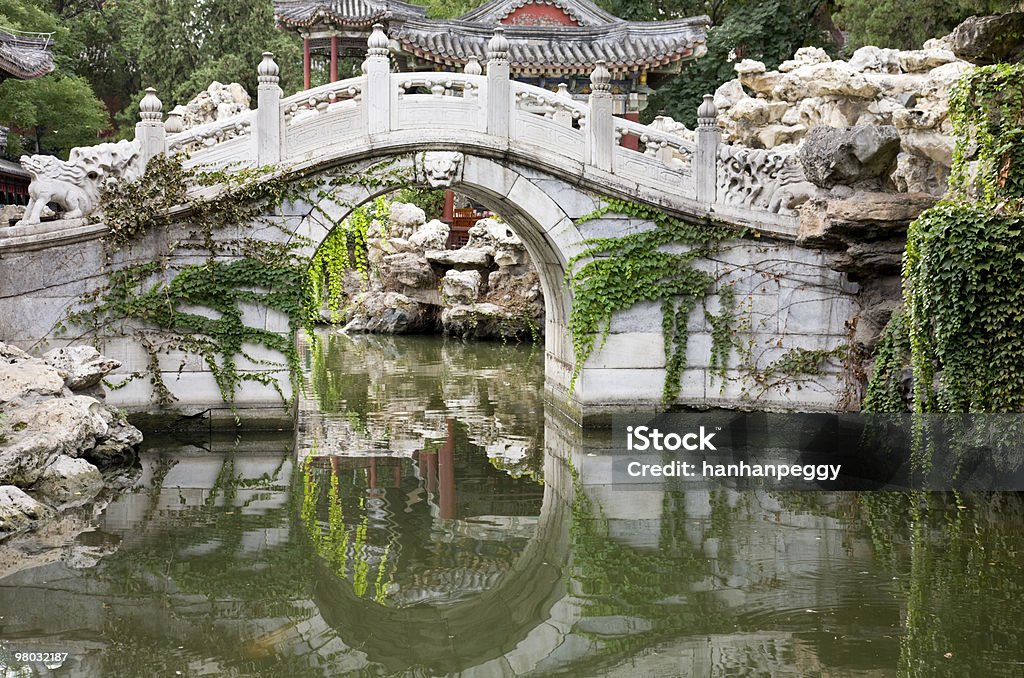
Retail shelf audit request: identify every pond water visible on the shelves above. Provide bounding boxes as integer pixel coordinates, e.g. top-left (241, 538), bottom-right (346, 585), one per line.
top-left (2, 331), bottom-right (1024, 676)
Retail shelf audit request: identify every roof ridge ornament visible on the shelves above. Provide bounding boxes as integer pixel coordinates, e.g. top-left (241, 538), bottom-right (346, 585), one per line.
top-left (367, 23), bottom-right (389, 57)
top-left (487, 26), bottom-right (510, 62)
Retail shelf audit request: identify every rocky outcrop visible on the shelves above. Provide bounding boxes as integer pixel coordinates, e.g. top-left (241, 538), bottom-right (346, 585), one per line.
top-left (339, 203), bottom-right (544, 340)
top-left (696, 38), bottom-right (973, 197)
top-left (0, 342), bottom-right (142, 541)
top-left (181, 81), bottom-right (250, 129)
top-left (950, 13), bottom-right (1024, 65)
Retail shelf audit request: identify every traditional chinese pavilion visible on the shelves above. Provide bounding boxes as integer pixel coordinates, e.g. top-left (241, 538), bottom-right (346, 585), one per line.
top-left (274, 0), bottom-right (709, 116)
top-left (0, 27), bottom-right (53, 209)
top-left (0, 27), bottom-right (54, 82)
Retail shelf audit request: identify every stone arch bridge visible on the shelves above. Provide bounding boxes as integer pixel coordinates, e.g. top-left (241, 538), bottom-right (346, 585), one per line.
top-left (0, 27), bottom-right (858, 423)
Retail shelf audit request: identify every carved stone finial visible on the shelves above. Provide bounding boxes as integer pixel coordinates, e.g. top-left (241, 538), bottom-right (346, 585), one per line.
top-left (487, 26), bottom-right (509, 62)
top-left (556, 82), bottom-right (570, 98)
top-left (258, 52), bottom-right (280, 85)
top-left (590, 60), bottom-right (611, 94)
top-left (464, 55), bottom-right (482, 76)
top-left (139, 87), bottom-right (162, 122)
top-left (367, 23), bottom-right (389, 57)
top-left (697, 94), bottom-right (718, 127)
top-left (164, 105), bottom-right (186, 134)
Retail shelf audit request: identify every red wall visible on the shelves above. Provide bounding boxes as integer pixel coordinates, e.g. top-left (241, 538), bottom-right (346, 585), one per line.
top-left (502, 4), bottom-right (580, 27)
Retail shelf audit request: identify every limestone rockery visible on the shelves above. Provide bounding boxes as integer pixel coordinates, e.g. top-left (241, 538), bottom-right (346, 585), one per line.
top-left (338, 201), bottom-right (544, 340)
top-left (0, 343), bottom-right (142, 541)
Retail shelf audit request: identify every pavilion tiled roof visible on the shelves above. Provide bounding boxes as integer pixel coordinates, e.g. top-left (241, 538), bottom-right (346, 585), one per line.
top-left (391, 16), bottom-right (709, 74)
top-left (275, 0), bottom-right (426, 28)
top-left (0, 28), bottom-right (54, 81)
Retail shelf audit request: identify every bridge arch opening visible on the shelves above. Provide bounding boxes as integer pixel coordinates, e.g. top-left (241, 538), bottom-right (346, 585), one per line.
top-left (285, 152), bottom-right (585, 406)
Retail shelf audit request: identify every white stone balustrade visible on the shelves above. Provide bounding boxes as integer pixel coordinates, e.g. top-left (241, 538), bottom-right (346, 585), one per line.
top-left (119, 25), bottom-right (810, 233)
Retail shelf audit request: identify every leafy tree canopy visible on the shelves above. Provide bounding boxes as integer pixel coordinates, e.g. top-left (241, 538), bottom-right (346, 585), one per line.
top-left (834, 0), bottom-right (1014, 52)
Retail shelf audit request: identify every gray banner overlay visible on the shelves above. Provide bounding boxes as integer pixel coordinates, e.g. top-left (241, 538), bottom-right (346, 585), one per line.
top-left (607, 412), bottom-right (1024, 490)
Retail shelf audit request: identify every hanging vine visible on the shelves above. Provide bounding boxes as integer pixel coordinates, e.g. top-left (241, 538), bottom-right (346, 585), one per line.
top-left (566, 199), bottom-right (740, 403)
top-left (65, 153), bottom-right (415, 409)
top-left (898, 64), bottom-right (1024, 414)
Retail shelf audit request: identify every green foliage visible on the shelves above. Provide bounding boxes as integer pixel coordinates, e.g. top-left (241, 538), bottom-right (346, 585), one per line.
top-left (644, 0), bottom-right (833, 126)
top-left (0, 73), bottom-right (107, 157)
top-left (903, 64), bottom-right (1024, 413)
top-left (394, 186), bottom-right (446, 220)
top-left (567, 199), bottom-right (738, 402)
top-left (863, 310), bottom-right (911, 413)
top-left (834, 0), bottom-right (1013, 52)
top-left (307, 196), bottom-right (390, 323)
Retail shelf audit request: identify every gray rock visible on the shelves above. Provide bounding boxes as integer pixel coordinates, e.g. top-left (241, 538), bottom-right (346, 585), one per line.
top-left (950, 13), bottom-right (1024, 65)
top-left (442, 303), bottom-right (536, 339)
top-left (42, 345), bottom-right (121, 391)
top-left (0, 396), bottom-right (108, 486)
top-left (0, 486), bottom-right (53, 539)
top-left (425, 248), bottom-right (492, 268)
top-left (33, 455), bottom-right (103, 504)
top-left (379, 252), bottom-right (436, 289)
top-left (0, 351), bottom-right (65, 406)
top-left (441, 269), bottom-right (482, 305)
top-left (408, 219), bottom-right (449, 250)
top-left (798, 124), bottom-right (902, 188)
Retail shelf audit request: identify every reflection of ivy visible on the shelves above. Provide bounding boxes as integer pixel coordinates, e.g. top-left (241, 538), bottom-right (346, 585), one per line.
top-left (567, 199), bottom-right (739, 402)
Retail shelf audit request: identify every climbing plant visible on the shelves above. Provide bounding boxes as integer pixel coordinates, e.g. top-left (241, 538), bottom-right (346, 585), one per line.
top-left (66, 153), bottom-right (415, 409)
top-left (862, 310), bottom-right (911, 413)
top-left (566, 199), bottom-right (739, 403)
top-left (896, 64), bottom-right (1024, 413)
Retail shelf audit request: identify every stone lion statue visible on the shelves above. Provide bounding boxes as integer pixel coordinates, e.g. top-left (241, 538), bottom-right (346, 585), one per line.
top-left (17, 139), bottom-right (144, 225)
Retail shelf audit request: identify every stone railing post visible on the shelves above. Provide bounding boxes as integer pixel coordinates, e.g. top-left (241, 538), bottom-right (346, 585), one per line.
top-left (135, 87), bottom-right (166, 165)
top-left (464, 55), bottom-right (482, 100)
top-left (256, 52), bottom-right (282, 165)
top-left (363, 23), bottom-right (391, 135)
top-left (696, 94), bottom-right (721, 205)
top-left (586, 60), bottom-right (613, 172)
top-left (553, 83), bottom-right (572, 127)
top-left (486, 26), bottom-right (510, 139)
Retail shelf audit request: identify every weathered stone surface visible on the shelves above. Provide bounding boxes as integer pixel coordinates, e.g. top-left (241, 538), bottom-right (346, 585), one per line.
top-left (425, 248), bottom-right (492, 268)
top-left (42, 346), bottom-right (120, 391)
top-left (0, 350), bottom-right (66, 406)
top-left (408, 219), bottom-right (449, 250)
top-left (389, 201), bottom-right (426, 238)
top-left (0, 486), bottom-right (53, 539)
top-left (380, 252), bottom-right (436, 289)
top-left (798, 125), bottom-right (901, 188)
top-left (33, 455), bottom-right (103, 503)
top-left (798, 192), bottom-right (937, 246)
top-left (0, 396), bottom-right (107, 486)
top-left (442, 303), bottom-right (535, 339)
top-left (343, 292), bottom-right (435, 334)
top-left (442, 269), bottom-right (482, 305)
top-left (950, 13), bottom-right (1024, 65)
top-left (182, 81), bottom-right (250, 129)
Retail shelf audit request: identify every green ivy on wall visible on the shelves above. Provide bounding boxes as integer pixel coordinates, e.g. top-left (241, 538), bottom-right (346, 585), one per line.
top-left (566, 199), bottom-right (739, 403)
top-left (68, 154), bottom-right (414, 409)
top-left (872, 63), bottom-right (1024, 414)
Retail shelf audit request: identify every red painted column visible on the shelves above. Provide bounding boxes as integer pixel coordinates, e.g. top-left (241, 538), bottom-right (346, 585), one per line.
top-left (438, 419), bottom-right (456, 519)
top-left (330, 36), bottom-right (339, 83)
top-left (303, 37), bottom-right (312, 90)
top-left (442, 190), bottom-right (455, 224)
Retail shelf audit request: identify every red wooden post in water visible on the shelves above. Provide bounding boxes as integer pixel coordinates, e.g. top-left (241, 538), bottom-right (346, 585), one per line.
top-left (330, 36), bottom-right (339, 82)
top-left (438, 418), bottom-right (456, 519)
top-left (303, 37), bottom-right (311, 89)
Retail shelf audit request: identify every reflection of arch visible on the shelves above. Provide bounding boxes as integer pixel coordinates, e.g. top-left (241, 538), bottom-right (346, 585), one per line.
top-left (282, 151), bottom-right (585, 405)
top-left (310, 448), bottom-right (572, 674)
